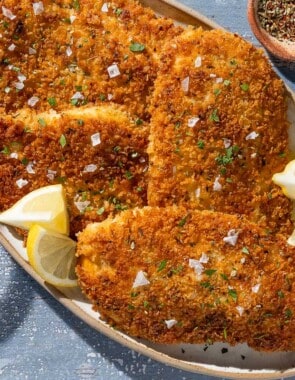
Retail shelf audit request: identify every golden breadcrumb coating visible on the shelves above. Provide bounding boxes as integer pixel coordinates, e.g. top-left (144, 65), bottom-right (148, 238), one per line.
top-left (148, 27), bottom-right (292, 236)
top-left (0, 0), bottom-right (181, 119)
top-left (76, 206), bottom-right (295, 351)
top-left (0, 105), bottom-right (148, 236)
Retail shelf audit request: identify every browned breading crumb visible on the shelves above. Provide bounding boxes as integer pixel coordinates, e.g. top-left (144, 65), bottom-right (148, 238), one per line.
top-left (76, 206), bottom-right (295, 351)
top-left (0, 0), bottom-right (182, 119)
top-left (148, 27), bottom-right (292, 236)
top-left (0, 106), bottom-right (148, 237)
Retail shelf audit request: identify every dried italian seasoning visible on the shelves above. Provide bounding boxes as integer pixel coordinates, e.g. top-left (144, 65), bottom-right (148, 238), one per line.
top-left (257, 0), bottom-right (295, 42)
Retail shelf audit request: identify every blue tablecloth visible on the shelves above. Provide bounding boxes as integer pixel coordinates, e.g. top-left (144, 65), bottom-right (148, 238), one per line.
top-left (1, 1), bottom-right (294, 379)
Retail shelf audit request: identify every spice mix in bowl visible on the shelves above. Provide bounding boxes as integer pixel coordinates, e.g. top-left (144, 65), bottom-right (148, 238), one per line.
top-left (247, 0), bottom-right (295, 61)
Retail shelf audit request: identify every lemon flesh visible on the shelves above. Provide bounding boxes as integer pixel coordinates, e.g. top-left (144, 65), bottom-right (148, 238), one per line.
top-left (272, 160), bottom-right (295, 200)
top-left (27, 224), bottom-right (77, 287)
top-left (0, 184), bottom-right (69, 235)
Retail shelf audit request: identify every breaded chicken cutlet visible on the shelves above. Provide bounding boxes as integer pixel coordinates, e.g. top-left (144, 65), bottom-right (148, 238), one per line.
top-left (76, 206), bottom-right (295, 351)
top-left (0, 0), bottom-right (181, 119)
top-left (148, 27), bottom-right (292, 236)
top-left (0, 105), bottom-right (148, 236)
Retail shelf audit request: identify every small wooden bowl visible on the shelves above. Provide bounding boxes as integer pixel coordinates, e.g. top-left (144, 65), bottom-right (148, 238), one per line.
top-left (247, 0), bottom-right (295, 61)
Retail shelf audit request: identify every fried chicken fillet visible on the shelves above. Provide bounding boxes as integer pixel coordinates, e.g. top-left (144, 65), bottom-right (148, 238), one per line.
top-left (0, 105), bottom-right (148, 236)
top-left (76, 206), bottom-right (295, 351)
top-left (0, 0), bottom-right (181, 119)
top-left (148, 27), bottom-right (292, 236)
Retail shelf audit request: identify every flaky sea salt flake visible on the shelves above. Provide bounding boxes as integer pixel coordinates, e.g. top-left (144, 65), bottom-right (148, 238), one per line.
top-left (16, 178), bottom-right (28, 188)
top-left (132, 270), bottom-right (150, 288)
top-left (223, 229), bottom-right (239, 246)
top-left (223, 138), bottom-right (232, 148)
top-left (29, 47), bottom-right (37, 55)
top-left (28, 96), bottom-right (39, 107)
top-left (213, 175), bottom-right (222, 191)
top-left (2, 6), bottom-right (16, 20)
top-left (107, 64), bottom-right (120, 78)
top-left (236, 306), bottom-right (244, 316)
top-left (189, 259), bottom-right (204, 276)
top-left (101, 3), bottom-right (108, 12)
top-left (187, 117), bottom-right (200, 128)
top-left (26, 162), bottom-right (35, 174)
top-left (33, 1), bottom-right (44, 16)
top-left (66, 46), bottom-right (72, 57)
top-left (83, 164), bottom-right (97, 173)
top-left (71, 91), bottom-right (84, 100)
top-left (10, 152), bottom-right (18, 159)
top-left (46, 169), bottom-right (57, 180)
top-left (252, 283), bottom-right (260, 293)
top-left (199, 252), bottom-right (209, 263)
top-left (246, 131), bottom-right (259, 140)
top-left (194, 56), bottom-right (202, 68)
top-left (165, 319), bottom-right (178, 329)
top-left (8, 44), bottom-right (16, 52)
top-left (70, 15), bottom-right (76, 23)
top-left (14, 82), bottom-right (25, 90)
top-left (181, 76), bottom-right (190, 93)
top-left (91, 132), bottom-right (101, 146)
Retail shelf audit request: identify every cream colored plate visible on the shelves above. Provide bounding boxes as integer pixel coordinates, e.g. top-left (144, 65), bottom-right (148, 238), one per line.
top-left (1, 0), bottom-right (295, 378)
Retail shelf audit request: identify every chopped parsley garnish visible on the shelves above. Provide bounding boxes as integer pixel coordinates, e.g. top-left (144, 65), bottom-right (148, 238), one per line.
top-left (209, 108), bottom-right (220, 122)
top-left (77, 119), bottom-right (84, 126)
top-left (214, 88), bottom-right (221, 96)
top-left (285, 309), bottom-right (293, 319)
top-left (240, 83), bottom-right (249, 92)
top-left (47, 97), bottom-right (57, 107)
top-left (99, 93), bottom-right (106, 101)
top-left (115, 8), bottom-right (123, 16)
top-left (178, 215), bottom-right (188, 227)
top-left (129, 42), bottom-right (145, 52)
top-left (72, 0), bottom-right (80, 10)
top-left (113, 146), bottom-right (121, 153)
top-left (75, 85), bottom-right (83, 91)
top-left (157, 260), bottom-right (167, 272)
top-left (1, 146), bottom-right (10, 155)
top-left (277, 290), bottom-right (285, 299)
top-left (125, 171), bottom-right (133, 180)
top-left (197, 140), bottom-right (205, 149)
top-left (228, 289), bottom-right (238, 301)
top-left (204, 269), bottom-right (217, 277)
top-left (23, 126), bottom-right (32, 133)
top-left (170, 265), bottom-right (183, 275)
top-left (242, 246), bottom-right (249, 254)
top-left (70, 99), bottom-right (79, 106)
top-left (135, 118), bottom-right (143, 125)
top-left (216, 146), bottom-right (239, 167)
top-left (21, 157), bottom-right (29, 165)
top-left (38, 118), bottom-right (47, 127)
top-left (59, 134), bottom-right (67, 148)
top-left (200, 281), bottom-right (214, 291)
top-left (220, 273), bottom-right (228, 281)
top-left (223, 79), bottom-right (231, 86)
top-left (97, 207), bottom-right (105, 215)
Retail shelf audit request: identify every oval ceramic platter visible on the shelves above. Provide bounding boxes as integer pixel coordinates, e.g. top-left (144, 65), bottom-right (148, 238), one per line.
top-left (1, 0), bottom-right (295, 378)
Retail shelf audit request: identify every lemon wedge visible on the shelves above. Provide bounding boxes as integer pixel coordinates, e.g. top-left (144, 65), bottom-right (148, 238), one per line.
top-left (27, 224), bottom-right (77, 287)
top-left (0, 184), bottom-right (69, 235)
top-left (272, 160), bottom-right (295, 200)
